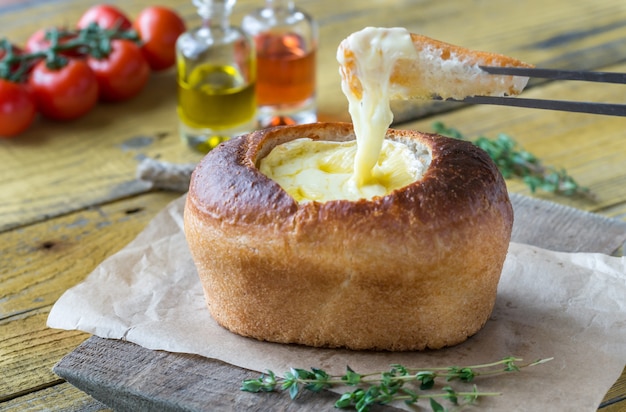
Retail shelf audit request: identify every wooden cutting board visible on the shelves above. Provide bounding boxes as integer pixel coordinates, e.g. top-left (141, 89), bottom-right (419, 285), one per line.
top-left (53, 193), bottom-right (626, 411)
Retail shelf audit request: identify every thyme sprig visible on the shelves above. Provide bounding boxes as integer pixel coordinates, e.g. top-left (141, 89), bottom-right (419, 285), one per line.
top-left (0, 23), bottom-right (140, 82)
top-left (432, 121), bottom-right (591, 198)
top-left (242, 356), bottom-right (552, 412)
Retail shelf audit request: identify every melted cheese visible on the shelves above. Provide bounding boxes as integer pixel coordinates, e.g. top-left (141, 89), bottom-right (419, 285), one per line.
top-left (259, 138), bottom-right (427, 202)
top-left (337, 27), bottom-right (418, 185)
top-left (260, 27), bottom-right (426, 203)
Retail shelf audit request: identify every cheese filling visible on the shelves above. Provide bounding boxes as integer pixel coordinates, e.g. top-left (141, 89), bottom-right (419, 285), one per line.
top-left (259, 138), bottom-right (428, 202)
top-left (337, 27), bottom-right (419, 186)
top-left (260, 27), bottom-right (428, 202)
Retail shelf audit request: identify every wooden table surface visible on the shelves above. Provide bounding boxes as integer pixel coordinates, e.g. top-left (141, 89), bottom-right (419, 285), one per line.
top-left (1, 0), bottom-right (625, 411)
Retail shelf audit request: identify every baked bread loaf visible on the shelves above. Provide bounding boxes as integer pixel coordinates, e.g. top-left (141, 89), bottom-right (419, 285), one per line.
top-left (184, 122), bottom-right (513, 351)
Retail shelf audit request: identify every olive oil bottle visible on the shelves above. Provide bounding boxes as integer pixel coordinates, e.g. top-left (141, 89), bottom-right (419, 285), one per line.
top-left (176, 0), bottom-right (257, 153)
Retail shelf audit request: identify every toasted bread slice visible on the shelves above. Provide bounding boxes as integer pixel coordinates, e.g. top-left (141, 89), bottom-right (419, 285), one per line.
top-left (338, 29), bottom-right (534, 101)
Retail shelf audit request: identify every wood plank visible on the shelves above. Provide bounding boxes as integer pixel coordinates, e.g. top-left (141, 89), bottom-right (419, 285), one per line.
top-left (602, 202), bottom-right (626, 223)
top-left (0, 69), bottom-right (203, 232)
top-left (3, 0), bottom-right (626, 231)
top-left (50, 195), bottom-right (626, 411)
top-left (0, 309), bottom-right (89, 402)
top-left (0, 382), bottom-right (110, 412)
top-left (509, 194), bottom-right (626, 254)
top-left (602, 367), bottom-right (626, 411)
top-left (0, 192), bottom-right (179, 399)
top-left (0, 191), bottom-right (181, 319)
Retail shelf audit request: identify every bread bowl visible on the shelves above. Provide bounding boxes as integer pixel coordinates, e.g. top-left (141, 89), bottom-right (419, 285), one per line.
top-left (184, 122), bottom-right (513, 351)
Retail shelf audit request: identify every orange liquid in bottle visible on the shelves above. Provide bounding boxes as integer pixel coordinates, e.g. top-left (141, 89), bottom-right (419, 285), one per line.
top-left (255, 32), bottom-right (316, 106)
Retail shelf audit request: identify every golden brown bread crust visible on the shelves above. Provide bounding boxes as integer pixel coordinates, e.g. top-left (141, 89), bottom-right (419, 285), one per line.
top-left (184, 122), bottom-right (513, 351)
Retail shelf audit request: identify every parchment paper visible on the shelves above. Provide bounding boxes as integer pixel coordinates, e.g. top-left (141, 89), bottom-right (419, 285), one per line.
top-left (48, 195), bottom-right (626, 411)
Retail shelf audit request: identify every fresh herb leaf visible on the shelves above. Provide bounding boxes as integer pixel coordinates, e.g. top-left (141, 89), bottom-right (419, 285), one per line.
top-left (430, 397), bottom-right (446, 412)
top-left (242, 356), bottom-right (552, 411)
top-left (342, 366), bottom-right (362, 385)
top-left (241, 370), bottom-right (277, 393)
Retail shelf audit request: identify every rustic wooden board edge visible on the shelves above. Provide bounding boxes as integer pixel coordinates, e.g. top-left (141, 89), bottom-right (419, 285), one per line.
top-left (53, 337), bottom-right (400, 412)
top-left (509, 193), bottom-right (626, 255)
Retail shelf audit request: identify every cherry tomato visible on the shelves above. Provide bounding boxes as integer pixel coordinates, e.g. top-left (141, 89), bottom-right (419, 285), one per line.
top-left (77, 4), bottom-right (132, 30)
top-left (29, 59), bottom-right (99, 121)
top-left (25, 27), bottom-right (77, 56)
top-left (25, 28), bottom-right (49, 53)
top-left (87, 39), bottom-right (150, 102)
top-left (0, 79), bottom-right (37, 137)
top-left (134, 6), bottom-right (185, 71)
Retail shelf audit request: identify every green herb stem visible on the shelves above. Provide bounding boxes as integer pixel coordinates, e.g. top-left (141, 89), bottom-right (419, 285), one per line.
top-left (432, 121), bottom-right (591, 198)
top-left (0, 23), bottom-right (140, 82)
top-left (242, 356), bottom-right (552, 412)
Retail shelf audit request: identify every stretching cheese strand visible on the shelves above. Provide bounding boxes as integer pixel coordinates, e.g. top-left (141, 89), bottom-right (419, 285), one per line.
top-left (337, 27), bottom-right (419, 186)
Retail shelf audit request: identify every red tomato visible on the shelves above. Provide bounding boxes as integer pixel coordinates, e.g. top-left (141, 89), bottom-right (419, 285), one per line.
top-left (25, 28), bottom-right (77, 55)
top-left (87, 39), bottom-right (150, 102)
top-left (24, 29), bottom-right (48, 53)
top-left (134, 6), bottom-right (185, 71)
top-left (29, 59), bottom-right (99, 121)
top-left (77, 4), bottom-right (132, 30)
top-left (0, 79), bottom-right (37, 137)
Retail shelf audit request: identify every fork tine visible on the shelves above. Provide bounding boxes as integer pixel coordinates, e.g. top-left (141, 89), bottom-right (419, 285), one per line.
top-left (445, 95), bottom-right (626, 117)
top-left (480, 66), bottom-right (626, 84)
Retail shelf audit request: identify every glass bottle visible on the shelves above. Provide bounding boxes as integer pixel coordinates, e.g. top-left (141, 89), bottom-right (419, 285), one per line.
top-left (176, 0), bottom-right (257, 153)
top-left (242, 0), bottom-right (317, 128)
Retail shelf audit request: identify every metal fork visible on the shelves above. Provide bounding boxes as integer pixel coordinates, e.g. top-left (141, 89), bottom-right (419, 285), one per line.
top-left (443, 66), bottom-right (626, 117)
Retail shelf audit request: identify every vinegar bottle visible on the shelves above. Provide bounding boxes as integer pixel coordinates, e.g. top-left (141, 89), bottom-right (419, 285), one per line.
top-left (242, 0), bottom-right (317, 127)
top-left (176, 0), bottom-right (257, 153)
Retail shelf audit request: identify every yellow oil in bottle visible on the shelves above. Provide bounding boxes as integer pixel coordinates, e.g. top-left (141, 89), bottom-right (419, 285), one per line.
top-left (177, 63), bottom-right (257, 153)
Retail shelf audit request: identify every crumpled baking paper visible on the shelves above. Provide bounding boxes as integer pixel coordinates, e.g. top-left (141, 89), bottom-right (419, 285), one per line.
top-left (48, 195), bottom-right (626, 411)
